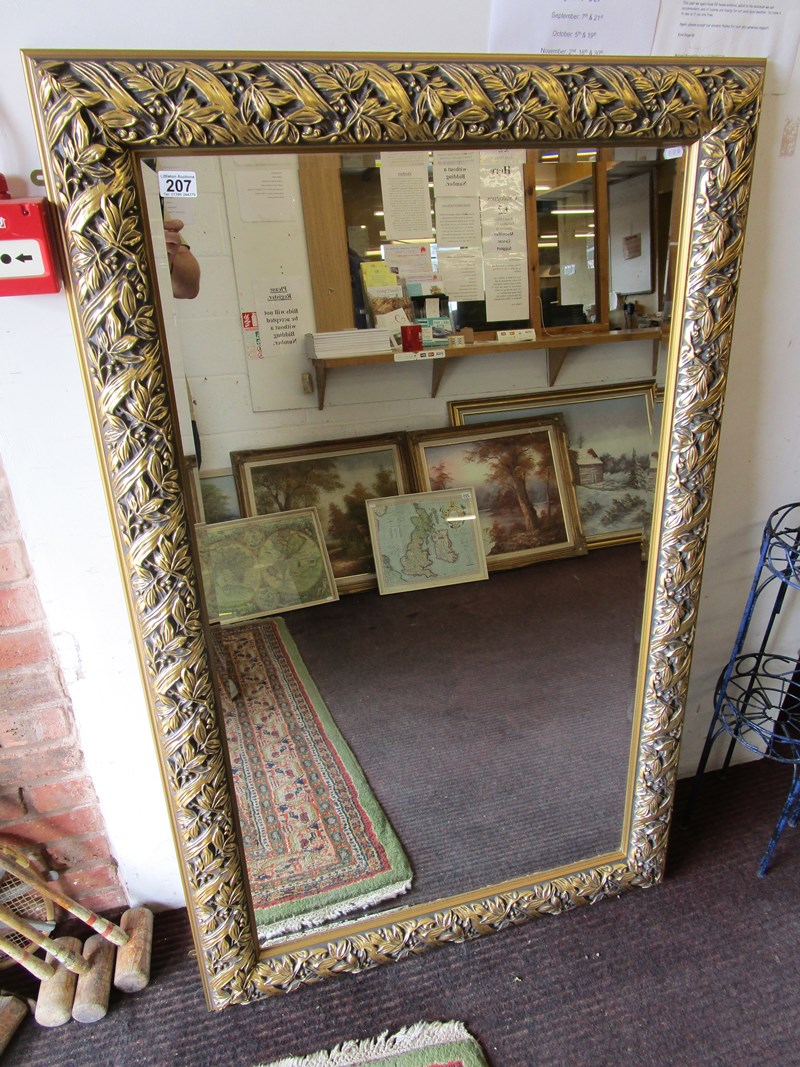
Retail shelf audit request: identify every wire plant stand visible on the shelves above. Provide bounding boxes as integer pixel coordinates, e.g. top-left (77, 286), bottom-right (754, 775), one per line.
top-left (685, 502), bottom-right (800, 876)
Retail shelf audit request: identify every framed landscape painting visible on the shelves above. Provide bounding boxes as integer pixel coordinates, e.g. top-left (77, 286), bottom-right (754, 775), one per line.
top-left (449, 382), bottom-right (656, 548)
top-left (408, 417), bottom-right (586, 572)
top-left (366, 487), bottom-right (489, 594)
top-left (196, 509), bottom-right (338, 624)
top-left (184, 460), bottom-right (241, 526)
top-left (197, 469), bottom-right (241, 525)
top-left (232, 434), bottom-right (413, 594)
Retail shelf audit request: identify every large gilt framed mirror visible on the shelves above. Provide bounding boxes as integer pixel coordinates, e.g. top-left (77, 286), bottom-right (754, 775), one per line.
top-left (24, 51), bottom-right (764, 1009)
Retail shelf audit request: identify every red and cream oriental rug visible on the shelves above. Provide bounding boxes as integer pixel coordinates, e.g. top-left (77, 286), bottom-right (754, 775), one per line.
top-left (255, 1020), bottom-right (490, 1067)
top-left (210, 617), bottom-right (411, 941)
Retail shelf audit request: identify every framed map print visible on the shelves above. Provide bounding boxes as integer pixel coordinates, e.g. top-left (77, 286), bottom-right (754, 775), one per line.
top-left (366, 488), bottom-right (488, 595)
top-left (231, 434), bottom-right (413, 594)
top-left (196, 509), bottom-right (338, 624)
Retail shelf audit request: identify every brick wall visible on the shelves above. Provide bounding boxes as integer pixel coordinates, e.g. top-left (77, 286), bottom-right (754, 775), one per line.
top-left (0, 458), bottom-right (127, 914)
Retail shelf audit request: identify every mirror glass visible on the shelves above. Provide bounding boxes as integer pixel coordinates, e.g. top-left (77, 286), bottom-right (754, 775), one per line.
top-left (536, 152), bottom-right (598, 327)
top-left (141, 143), bottom-right (675, 947)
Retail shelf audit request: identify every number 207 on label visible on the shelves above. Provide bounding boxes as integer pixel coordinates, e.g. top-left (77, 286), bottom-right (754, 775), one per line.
top-left (158, 171), bottom-right (197, 198)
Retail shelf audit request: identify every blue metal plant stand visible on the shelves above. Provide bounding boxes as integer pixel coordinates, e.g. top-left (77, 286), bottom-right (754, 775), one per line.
top-left (685, 501), bottom-right (800, 876)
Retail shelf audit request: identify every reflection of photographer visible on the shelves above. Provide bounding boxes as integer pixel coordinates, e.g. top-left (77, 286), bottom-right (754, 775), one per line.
top-left (163, 218), bottom-right (201, 300)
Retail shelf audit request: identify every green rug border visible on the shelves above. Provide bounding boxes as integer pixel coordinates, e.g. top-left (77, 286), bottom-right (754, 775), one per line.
top-left (254, 1019), bottom-right (490, 1067)
top-left (219, 617), bottom-right (412, 938)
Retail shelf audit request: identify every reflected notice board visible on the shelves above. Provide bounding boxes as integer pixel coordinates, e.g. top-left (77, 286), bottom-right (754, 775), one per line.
top-left (608, 173), bottom-right (653, 297)
top-left (220, 157), bottom-right (317, 413)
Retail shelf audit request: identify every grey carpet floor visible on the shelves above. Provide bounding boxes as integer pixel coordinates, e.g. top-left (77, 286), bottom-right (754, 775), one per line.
top-left (4, 758), bottom-right (800, 1066)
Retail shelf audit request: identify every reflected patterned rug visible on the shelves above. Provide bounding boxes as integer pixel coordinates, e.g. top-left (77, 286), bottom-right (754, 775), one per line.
top-left (255, 1020), bottom-right (490, 1067)
top-left (210, 617), bottom-right (411, 941)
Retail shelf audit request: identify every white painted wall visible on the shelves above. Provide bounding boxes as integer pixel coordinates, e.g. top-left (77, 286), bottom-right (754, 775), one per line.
top-left (1, 4), bottom-right (798, 906)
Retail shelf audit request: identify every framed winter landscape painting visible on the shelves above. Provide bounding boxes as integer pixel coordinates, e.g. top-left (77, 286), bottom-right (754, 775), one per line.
top-left (449, 382), bottom-right (656, 548)
top-left (408, 418), bottom-right (585, 571)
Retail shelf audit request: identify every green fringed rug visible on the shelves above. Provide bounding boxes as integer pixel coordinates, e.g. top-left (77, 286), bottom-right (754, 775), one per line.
top-left (255, 1020), bottom-right (490, 1067)
top-left (210, 617), bottom-right (412, 942)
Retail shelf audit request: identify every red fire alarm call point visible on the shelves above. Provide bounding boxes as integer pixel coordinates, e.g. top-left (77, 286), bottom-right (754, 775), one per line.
top-left (0, 174), bottom-right (61, 296)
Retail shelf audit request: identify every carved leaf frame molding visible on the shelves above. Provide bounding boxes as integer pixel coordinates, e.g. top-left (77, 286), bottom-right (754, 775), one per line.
top-left (23, 51), bottom-right (765, 1009)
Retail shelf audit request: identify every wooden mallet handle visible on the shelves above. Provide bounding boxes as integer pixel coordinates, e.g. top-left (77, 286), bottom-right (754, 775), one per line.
top-left (0, 933), bottom-right (54, 982)
top-left (0, 904), bottom-right (88, 975)
top-left (0, 856), bottom-right (127, 947)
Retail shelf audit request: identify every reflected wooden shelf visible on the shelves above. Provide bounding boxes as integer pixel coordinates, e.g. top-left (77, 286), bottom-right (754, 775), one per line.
top-left (310, 327), bottom-right (663, 409)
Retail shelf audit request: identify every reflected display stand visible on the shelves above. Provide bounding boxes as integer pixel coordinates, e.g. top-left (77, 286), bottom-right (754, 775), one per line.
top-left (685, 502), bottom-right (800, 875)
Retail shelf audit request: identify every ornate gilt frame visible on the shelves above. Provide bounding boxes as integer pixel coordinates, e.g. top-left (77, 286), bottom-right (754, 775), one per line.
top-left (23, 51), bottom-right (764, 1009)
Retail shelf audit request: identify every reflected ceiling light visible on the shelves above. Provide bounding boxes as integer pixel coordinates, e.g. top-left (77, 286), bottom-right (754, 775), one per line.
top-left (535, 184), bottom-right (551, 191)
top-left (538, 241), bottom-right (558, 248)
top-left (552, 208), bottom-right (595, 215)
top-left (374, 210), bottom-right (384, 217)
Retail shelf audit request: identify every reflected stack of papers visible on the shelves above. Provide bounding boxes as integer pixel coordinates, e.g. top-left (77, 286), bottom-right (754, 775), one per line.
top-left (306, 329), bottom-right (392, 359)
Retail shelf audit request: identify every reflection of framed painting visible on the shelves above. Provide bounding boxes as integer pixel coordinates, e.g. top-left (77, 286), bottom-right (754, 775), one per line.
top-left (366, 487), bottom-right (489, 595)
top-left (184, 460), bottom-right (241, 525)
top-left (231, 434), bottom-right (413, 594)
top-left (196, 509), bottom-right (338, 624)
top-left (408, 418), bottom-right (586, 572)
top-left (198, 469), bottom-right (241, 524)
top-left (449, 381), bottom-right (655, 549)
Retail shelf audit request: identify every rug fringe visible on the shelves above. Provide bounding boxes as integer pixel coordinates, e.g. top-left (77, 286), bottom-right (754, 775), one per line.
top-left (257, 878), bottom-right (412, 945)
top-left (256, 1020), bottom-right (474, 1066)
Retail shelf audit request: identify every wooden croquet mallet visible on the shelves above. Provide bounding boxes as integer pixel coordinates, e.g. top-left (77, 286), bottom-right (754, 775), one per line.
top-left (0, 855), bottom-right (126, 946)
top-left (0, 853), bottom-right (153, 991)
top-left (0, 904), bottom-right (88, 975)
top-left (34, 936), bottom-right (82, 1028)
top-left (0, 994), bottom-right (28, 1056)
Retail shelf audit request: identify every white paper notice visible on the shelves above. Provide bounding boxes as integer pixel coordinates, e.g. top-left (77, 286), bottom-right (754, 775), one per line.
top-left (653, 1), bottom-right (800, 94)
top-left (479, 151), bottom-right (526, 197)
top-left (236, 165), bottom-right (297, 222)
top-left (252, 277), bottom-right (310, 357)
top-left (435, 197), bottom-right (483, 249)
top-left (382, 243), bottom-right (434, 278)
top-left (432, 152), bottom-right (480, 198)
top-left (437, 249), bottom-right (485, 302)
top-left (379, 153), bottom-right (434, 241)
top-left (489, 0), bottom-right (659, 57)
top-left (481, 195), bottom-right (527, 258)
top-left (485, 255), bottom-right (529, 323)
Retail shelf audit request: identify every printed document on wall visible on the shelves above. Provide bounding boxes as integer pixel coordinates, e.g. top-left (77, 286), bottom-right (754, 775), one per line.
top-left (379, 153), bottom-right (433, 241)
top-left (489, 0), bottom-right (659, 56)
top-left (653, 1), bottom-right (800, 94)
top-left (485, 254), bottom-right (528, 322)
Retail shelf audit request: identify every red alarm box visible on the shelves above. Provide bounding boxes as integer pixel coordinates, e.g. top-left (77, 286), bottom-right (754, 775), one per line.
top-left (0, 197), bottom-right (61, 297)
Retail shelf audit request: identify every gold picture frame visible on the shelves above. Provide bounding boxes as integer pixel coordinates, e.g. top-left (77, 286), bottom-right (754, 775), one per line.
top-left (409, 417), bottom-right (586, 570)
top-left (448, 381), bottom-right (656, 549)
top-left (22, 50), bottom-right (764, 1009)
top-left (196, 509), bottom-right (339, 624)
top-left (231, 433), bottom-right (414, 594)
